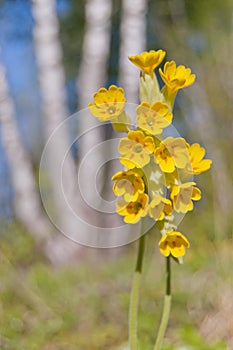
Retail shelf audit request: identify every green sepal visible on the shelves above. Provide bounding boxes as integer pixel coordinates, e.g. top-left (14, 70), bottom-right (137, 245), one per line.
top-left (171, 255), bottom-right (183, 264)
top-left (140, 71), bottom-right (163, 104)
top-left (111, 111), bottom-right (131, 132)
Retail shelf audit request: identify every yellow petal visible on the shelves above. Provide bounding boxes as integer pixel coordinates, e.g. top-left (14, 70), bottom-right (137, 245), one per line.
top-left (192, 187), bottom-right (202, 200)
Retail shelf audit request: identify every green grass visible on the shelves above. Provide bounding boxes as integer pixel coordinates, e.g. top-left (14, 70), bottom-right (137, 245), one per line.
top-left (0, 221), bottom-right (231, 349)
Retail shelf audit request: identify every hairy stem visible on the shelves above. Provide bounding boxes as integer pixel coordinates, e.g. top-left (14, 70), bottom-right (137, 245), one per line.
top-left (153, 256), bottom-right (172, 350)
top-left (129, 233), bottom-right (146, 350)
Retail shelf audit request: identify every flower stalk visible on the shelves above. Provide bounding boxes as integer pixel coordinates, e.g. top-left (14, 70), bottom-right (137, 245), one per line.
top-left (129, 233), bottom-right (146, 350)
top-left (153, 256), bottom-right (172, 350)
top-left (88, 48), bottom-right (212, 349)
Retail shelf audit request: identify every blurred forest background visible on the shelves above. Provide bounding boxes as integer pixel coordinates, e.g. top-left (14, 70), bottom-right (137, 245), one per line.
top-left (0, 0), bottom-right (233, 349)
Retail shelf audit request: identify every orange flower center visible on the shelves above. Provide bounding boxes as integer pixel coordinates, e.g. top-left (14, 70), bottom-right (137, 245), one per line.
top-left (134, 202), bottom-right (142, 213)
top-left (147, 117), bottom-right (155, 126)
top-left (133, 144), bottom-right (143, 153)
top-left (108, 106), bottom-right (116, 114)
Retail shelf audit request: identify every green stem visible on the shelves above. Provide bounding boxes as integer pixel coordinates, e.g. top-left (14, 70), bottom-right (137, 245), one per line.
top-left (153, 256), bottom-right (172, 350)
top-left (129, 233), bottom-right (146, 350)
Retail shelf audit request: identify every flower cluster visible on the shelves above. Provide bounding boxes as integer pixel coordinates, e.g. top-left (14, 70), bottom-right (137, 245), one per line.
top-left (89, 49), bottom-right (212, 259)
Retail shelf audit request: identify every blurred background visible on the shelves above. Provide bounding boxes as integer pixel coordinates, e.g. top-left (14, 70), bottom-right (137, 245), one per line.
top-left (0, 0), bottom-right (233, 349)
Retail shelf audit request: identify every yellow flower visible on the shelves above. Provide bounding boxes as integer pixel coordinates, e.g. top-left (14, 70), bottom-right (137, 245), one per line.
top-left (112, 169), bottom-right (145, 202)
top-left (159, 61), bottom-right (196, 92)
top-left (159, 231), bottom-right (190, 258)
top-left (170, 182), bottom-right (201, 213)
top-left (154, 137), bottom-right (189, 173)
top-left (119, 130), bottom-right (154, 169)
top-left (136, 101), bottom-right (173, 135)
top-left (88, 85), bottom-right (126, 122)
top-left (116, 193), bottom-right (148, 224)
top-left (148, 195), bottom-right (172, 221)
top-left (187, 143), bottom-right (212, 175)
top-left (128, 49), bottom-right (166, 76)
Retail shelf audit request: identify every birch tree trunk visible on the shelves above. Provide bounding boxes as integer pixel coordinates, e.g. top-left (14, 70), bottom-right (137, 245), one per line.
top-left (78, 0), bottom-right (112, 109)
top-left (77, 0), bottom-right (113, 223)
top-left (119, 0), bottom-right (147, 103)
top-left (32, 0), bottom-right (81, 263)
top-left (0, 56), bottom-right (51, 242)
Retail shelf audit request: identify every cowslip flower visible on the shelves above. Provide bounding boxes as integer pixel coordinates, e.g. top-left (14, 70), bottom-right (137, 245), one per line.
top-left (119, 130), bottom-right (154, 169)
top-left (187, 143), bottom-right (212, 175)
top-left (112, 169), bottom-right (145, 202)
top-left (159, 231), bottom-right (190, 258)
top-left (154, 137), bottom-right (190, 173)
top-left (88, 85), bottom-right (126, 122)
top-left (128, 49), bottom-right (166, 76)
top-left (159, 61), bottom-right (196, 92)
top-left (136, 101), bottom-right (173, 135)
top-left (116, 193), bottom-right (148, 224)
top-left (148, 195), bottom-right (172, 221)
top-left (170, 182), bottom-right (201, 213)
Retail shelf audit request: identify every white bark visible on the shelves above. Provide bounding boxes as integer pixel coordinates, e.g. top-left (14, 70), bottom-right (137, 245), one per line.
top-left (0, 57), bottom-right (51, 241)
top-left (119, 0), bottom-right (147, 102)
top-left (77, 0), bottom-right (113, 219)
top-left (32, 0), bottom-right (82, 262)
top-left (78, 0), bottom-right (112, 109)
